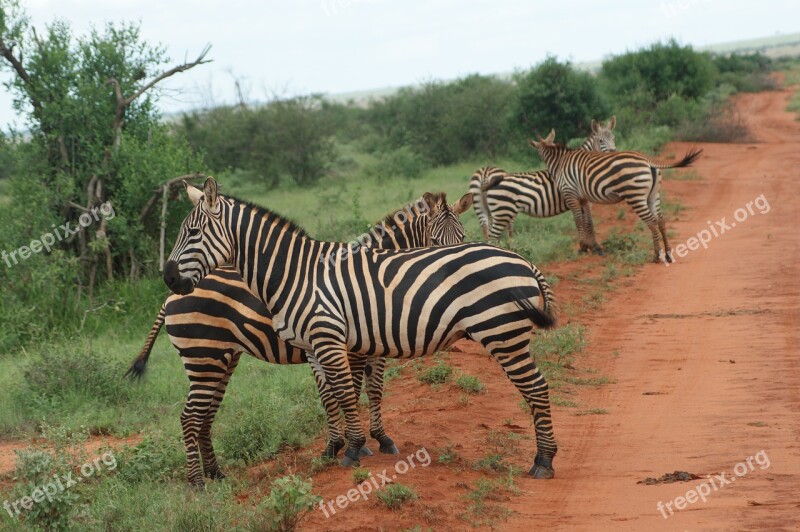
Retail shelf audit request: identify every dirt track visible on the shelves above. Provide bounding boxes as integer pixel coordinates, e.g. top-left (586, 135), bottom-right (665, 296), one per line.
top-left (298, 87), bottom-right (800, 530)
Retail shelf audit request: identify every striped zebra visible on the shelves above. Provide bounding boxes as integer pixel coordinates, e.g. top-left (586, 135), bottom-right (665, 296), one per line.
top-left (128, 192), bottom-right (473, 487)
top-left (470, 117), bottom-right (617, 241)
top-left (163, 178), bottom-right (560, 479)
top-left (529, 130), bottom-right (702, 262)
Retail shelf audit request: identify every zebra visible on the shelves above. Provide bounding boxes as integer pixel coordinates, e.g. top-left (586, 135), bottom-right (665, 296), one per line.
top-left (529, 129), bottom-right (702, 262)
top-left (128, 192), bottom-right (474, 487)
top-left (470, 117), bottom-right (617, 242)
top-left (163, 177), bottom-right (560, 480)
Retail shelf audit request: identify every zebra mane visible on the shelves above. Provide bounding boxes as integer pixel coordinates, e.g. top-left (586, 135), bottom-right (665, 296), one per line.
top-left (224, 194), bottom-right (310, 239)
top-left (375, 194), bottom-right (436, 229)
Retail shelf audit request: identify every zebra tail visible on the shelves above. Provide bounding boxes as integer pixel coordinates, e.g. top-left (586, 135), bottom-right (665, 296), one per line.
top-left (530, 265), bottom-right (558, 319)
top-left (469, 171), bottom-right (492, 236)
top-left (651, 147), bottom-right (703, 170)
top-left (480, 174), bottom-right (504, 192)
top-left (515, 293), bottom-right (557, 330)
top-left (124, 302), bottom-right (167, 379)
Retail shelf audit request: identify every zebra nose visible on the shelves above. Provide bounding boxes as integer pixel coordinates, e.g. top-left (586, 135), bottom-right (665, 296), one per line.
top-left (163, 260), bottom-right (192, 294)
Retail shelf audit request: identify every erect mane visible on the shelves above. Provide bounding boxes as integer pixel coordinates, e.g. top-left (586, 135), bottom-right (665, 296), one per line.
top-left (224, 194), bottom-right (310, 238)
top-left (375, 193), bottom-right (438, 229)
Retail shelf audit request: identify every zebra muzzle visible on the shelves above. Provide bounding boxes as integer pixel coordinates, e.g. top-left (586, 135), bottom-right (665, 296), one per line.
top-left (163, 260), bottom-right (195, 295)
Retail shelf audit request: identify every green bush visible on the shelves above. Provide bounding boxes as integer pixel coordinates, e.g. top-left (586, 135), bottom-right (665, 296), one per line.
top-left (513, 56), bottom-right (609, 143)
top-left (255, 475), bottom-right (321, 532)
top-left (417, 360), bottom-right (453, 385)
top-left (377, 483), bottom-right (418, 509)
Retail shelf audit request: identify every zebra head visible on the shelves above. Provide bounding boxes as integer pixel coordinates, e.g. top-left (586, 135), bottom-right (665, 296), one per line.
top-left (528, 129), bottom-right (560, 166)
top-left (588, 116), bottom-right (617, 151)
top-left (164, 177), bottom-right (233, 295)
top-left (422, 191), bottom-right (473, 246)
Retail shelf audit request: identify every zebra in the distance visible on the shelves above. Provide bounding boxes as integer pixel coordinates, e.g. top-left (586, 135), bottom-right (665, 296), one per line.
top-left (470, 117), bottom-right (617, 242)
top-left (529, 130), bottom-right (702, 262)
top-left (128, 192), bottom-right (474, 487)
top-left (163, 178), bottom-right (560, 479)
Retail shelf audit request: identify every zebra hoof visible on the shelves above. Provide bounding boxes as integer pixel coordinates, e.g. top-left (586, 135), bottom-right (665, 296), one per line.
top-left (593, 247), bottom-right (605, 256)
top-left (359, 446), bottom-right (374, 457)
top-left (380, 443), bottom-right (400, 454)
top-left (340, 448), bottom-right (361, 467)
top-left (528, 464), bottom-right (555, 479)
top-left (205, 469), bottom-right (226, 481)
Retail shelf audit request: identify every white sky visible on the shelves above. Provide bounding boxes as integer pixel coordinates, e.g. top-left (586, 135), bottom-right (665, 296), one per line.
top-left (1, 0), bottom-right (798, 129)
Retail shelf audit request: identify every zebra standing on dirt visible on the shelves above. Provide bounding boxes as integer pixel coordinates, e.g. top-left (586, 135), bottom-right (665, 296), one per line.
top-left (470, 117), bottom-right (617, 242)
top-left (529, 130), bottom-right (702, 262)
top-left (128, 191), bottom-right (475, 487)
top-left (163, 177), bottom-right (560, 479)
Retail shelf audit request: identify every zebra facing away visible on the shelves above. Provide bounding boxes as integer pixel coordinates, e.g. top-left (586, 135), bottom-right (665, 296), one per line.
top-left (128, 192), bottom-right (473, 487)
top-left (163, 178), bottom-right (560, 479)
top-left (529, 130), bottom-right (703, 262)
top-left (470, 117), bottom-right (617, 242)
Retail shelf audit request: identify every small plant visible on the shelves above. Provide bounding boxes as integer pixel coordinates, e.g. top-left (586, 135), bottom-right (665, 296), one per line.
top-left (377, 483), bottom-right (418, 509)
top-left (257, 475), bottom-right (321, 532)
top-left (417, 359), bottom-right (453, 385)
top-left (576, 408), bottom-right (609, 416)
top-left (309, 456), bottom-right (337, 475)
top-left (456, 374), bottom-right (485, 395)
top-left (462, 478), bottom-right (515, 527)
top-left (437, 444), bottom-right (459, 465)
top-left (352, 468), bottom-right (371, 485)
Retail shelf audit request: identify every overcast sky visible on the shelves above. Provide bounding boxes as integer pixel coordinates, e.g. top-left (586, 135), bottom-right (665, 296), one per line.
top-left (1, 0), bottom-right (798, 129)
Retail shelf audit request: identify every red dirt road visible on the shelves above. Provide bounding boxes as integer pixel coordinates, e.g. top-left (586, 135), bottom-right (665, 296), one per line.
top-left (296, 87), bottom-right (800, 530)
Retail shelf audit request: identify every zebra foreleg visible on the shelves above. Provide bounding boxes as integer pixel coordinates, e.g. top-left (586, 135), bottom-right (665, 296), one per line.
top-left (565, 196), bottom-right (590, 254)
top-left (312, 337), bottom-right (367, 467)
top-left (580, 201), bottom-right (604, 255)
top-left (347, 355), bottom-right (375, 457)
top-left (364, 357), bottom-right (399, 454)
top-left (198, 351), bottom-right (242, 481)
top-left (488, 345), bottom-right (557, 479)
top-left (307, 354), bottom-right (346, 458)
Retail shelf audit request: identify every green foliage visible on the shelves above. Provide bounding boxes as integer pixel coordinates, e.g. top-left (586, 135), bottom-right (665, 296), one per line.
top-left (113, 433), bottom-right (185, 484)
top-left (456, 374), bottom-right (485, 395)
top-left (513, 56), bottom-right (610, 143)
top-left (713, 52), bottom-right (776, 92)
top-left (417, 359), bottom-right (453, 385)
top-left (177, 96), bottom-right (334, 186)
top-left (255, 475), bottom-right (321, 532)
top-left (377, 483), bottom-right (418, 509)
top-left (352, 468), bottom-right (371, 485)
top-left (601, 39), bottom-right (717, 105)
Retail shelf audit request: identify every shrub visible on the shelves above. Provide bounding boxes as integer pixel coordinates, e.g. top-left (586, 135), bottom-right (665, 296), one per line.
top-left (417, 360), bottom-right (453, 385)
top-left (256, 475), bottom-right (321, 532)
top-left (513, 57), bottom-right (609, 143)
top-left (456, 374), bottom-right (485, 395)
top-left (377, 483), bottom-right (418, 509)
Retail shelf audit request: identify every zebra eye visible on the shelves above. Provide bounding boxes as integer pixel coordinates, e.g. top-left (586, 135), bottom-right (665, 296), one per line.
top-left (188, 228), bottom-right (201, 237)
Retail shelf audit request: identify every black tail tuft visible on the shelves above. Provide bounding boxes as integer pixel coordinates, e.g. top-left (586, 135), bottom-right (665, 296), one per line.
top-left (124, 357), bottom-right (148, 380)
top-left (515, 297), bottom-right (557, 330)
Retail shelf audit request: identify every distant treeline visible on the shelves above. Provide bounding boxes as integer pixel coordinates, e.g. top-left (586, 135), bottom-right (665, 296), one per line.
top-left (174, 40), bottom-right (776, 185)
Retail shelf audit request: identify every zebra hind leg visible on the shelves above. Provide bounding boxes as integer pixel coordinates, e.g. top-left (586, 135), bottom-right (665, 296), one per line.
top-left (487, 342), bottom-right (557, 479)
top-left (198, 351), bottom-right (242, 481)
top-left (364, 357), bottom-right (399, 454)
top-left (580, 201), bottom-right (604, 255)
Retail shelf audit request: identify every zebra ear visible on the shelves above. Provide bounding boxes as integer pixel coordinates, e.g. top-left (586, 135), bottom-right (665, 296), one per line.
top-left (184, 181), bottom-right (204, 206)
top-left (545, 129), bottom-right (556, 143)
top-left (452, 192), bottom-right (473, 215)
top-left (422, 192), bottom-right (437, 212)
top-left (203, 177), bottom-right (219, 211)
top-left (591, 119), bottom-right (598, 133)
top-left (608, 115), bottom-right (616, 130)
top-left (528, 138), bottom-right (540, 149)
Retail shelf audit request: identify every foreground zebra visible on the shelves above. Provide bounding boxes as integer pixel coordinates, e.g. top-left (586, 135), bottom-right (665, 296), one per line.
top-left (163, 178), bottom-right (560, 479)
top-left (470, 117), bottom-right (617, 242)
top-left (128, 192), bottom-right (473, 486)
top-left (529, 130), bottom-right (702, 262)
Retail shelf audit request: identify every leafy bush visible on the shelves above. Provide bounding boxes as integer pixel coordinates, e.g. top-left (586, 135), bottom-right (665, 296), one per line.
top-left (377, 483), bottom-right (418, 509)
top-left (417, 359), bottom-right (453, 385)
top-left (255, 475), bottom-right (321, 531)
top-left (513, 56), bottom-right (609, 143)
top-left (456, 374), bottom-right (485, 395)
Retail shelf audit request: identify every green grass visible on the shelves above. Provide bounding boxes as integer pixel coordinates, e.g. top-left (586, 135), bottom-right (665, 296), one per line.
top-left (377, 483), bottom-right (418, 509)
top-left (455, 374), bottom-right (485, 395)
top-left (417, 359), bottom-right (454, 385)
